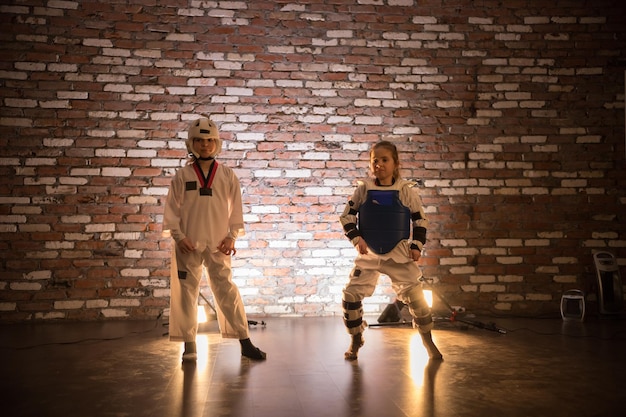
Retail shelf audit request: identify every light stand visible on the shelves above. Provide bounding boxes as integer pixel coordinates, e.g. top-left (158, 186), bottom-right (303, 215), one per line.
top-left (199, 291), bottom-right (266, 327)
top-left (369, 277), bottom-right (506, 334)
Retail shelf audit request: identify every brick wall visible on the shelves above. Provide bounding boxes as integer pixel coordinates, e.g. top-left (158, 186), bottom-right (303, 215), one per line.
top-left (1, 0), bottom-right (625, 322)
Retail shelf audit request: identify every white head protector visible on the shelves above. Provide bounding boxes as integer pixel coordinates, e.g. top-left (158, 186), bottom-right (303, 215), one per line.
top-left (186, 116), bottom-right (222, 159)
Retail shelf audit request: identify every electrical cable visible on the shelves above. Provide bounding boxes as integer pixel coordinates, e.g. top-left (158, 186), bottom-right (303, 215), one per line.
top-left (496, 325), bottom-right (626, 341)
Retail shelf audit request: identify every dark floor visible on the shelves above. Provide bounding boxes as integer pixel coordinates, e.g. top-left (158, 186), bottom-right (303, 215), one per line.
top-left (1, 313), bottom-right (624, 417)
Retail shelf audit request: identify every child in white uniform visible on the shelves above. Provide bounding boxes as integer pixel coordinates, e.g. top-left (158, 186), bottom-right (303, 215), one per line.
top-left (163, 116), bottom-right (266, 361)
top-left (340, 141), bottom-right (442, 361)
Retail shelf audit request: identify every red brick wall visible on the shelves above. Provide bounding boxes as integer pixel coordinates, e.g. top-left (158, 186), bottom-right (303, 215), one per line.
top-left (1, 0), bottom-right (625, 321)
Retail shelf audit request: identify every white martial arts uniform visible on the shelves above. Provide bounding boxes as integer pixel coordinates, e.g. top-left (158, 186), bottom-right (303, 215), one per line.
top-left (163, 160), bottom-right (250, 342)
top-left (340, 178), bottom-right (433, 334)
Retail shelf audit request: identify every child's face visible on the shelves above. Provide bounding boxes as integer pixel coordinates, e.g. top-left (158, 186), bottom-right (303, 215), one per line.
top-left (370, 147), bottom-right (397, 185)
top-left (192, 137), bottom-right (217, 159)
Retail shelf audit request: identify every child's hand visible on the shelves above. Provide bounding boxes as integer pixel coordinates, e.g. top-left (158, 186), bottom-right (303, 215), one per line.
top-left (356, 237), bottom-right (369, 255)
top-left (218, 237), bottom-right (237, 256)
top-left (178, 238), bottom-right (196, 254)
top-left (410, 249), bottom-right (421, 262)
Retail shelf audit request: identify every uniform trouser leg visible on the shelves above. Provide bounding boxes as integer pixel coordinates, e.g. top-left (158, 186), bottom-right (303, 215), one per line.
top-left (381, 258), bottom-right (434, 333)
top-left (382, 258), bottom-right (442, 358)
top-left (402, 287), bottom-right (434, 333)
top-left (169, 246), bottom-right (202, 342)
top-left (342, 256), bottom-right (381, 335)
top-left (204, 250), bottom-right (249, 340)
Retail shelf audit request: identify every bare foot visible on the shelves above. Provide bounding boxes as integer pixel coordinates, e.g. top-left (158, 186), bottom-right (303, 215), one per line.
top-left (420, 332), bottom-right (443, 360)
top-left (344, 333), bottom-right (364, 361)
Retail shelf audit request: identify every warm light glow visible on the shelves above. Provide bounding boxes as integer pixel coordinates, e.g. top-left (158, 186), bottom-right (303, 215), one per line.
top-left (408, 334), bottom-right (431, 387)
top-left (423, 289), bottom-right (433, 308)
top-left (197, 304), bottom-right (208, 324)
top-left (196, 335), bottom-right (210, 368)
top-left (180, 335), bottom-right (210, 370)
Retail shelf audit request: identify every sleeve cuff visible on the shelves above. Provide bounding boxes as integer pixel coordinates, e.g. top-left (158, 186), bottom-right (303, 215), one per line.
top-left (410, 242), bottom-right (421, 251)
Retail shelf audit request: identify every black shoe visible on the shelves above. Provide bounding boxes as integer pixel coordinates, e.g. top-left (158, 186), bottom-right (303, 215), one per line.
top-left (240, 338), bottom-right (267, 360)
top-left (242, 346), bottom-right (267, 360)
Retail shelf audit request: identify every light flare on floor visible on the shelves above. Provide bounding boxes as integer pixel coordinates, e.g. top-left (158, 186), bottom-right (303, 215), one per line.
top-left (408, 333), bottom-right (431, 387)
top-left (179, 334), bottom-right (211, 370)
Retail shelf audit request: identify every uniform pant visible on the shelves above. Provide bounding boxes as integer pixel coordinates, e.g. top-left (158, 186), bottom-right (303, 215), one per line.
top-left (343, 247), bottom-right (433, 335)
top-left (169, 244), bottom-right (250, 342)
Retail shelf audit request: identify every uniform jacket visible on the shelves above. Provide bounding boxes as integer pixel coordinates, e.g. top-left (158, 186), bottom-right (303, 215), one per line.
top-left (163, 161), bottom-right (245, 251)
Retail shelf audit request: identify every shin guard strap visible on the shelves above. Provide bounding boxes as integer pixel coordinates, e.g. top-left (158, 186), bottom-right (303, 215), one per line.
top-left (413, 314), bottom-right (434, 333)
top-left (343, 299), bottom-right (364, 334)
top-left (342, 300), bottom-right (362, 311)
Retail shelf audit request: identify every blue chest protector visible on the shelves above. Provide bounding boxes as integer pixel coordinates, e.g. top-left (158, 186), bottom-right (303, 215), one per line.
top-left (358, 189), bottom-right (411, 255)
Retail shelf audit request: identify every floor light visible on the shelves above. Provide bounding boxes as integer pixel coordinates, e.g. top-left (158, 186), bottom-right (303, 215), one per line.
top-left (197, 302), bottom-right (208, 324)
top-left (423, 289), bottom-right (433, 308)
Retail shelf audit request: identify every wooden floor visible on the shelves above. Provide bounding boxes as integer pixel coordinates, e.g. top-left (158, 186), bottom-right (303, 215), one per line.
top-left (1, 314), bottom-right (624, 417)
